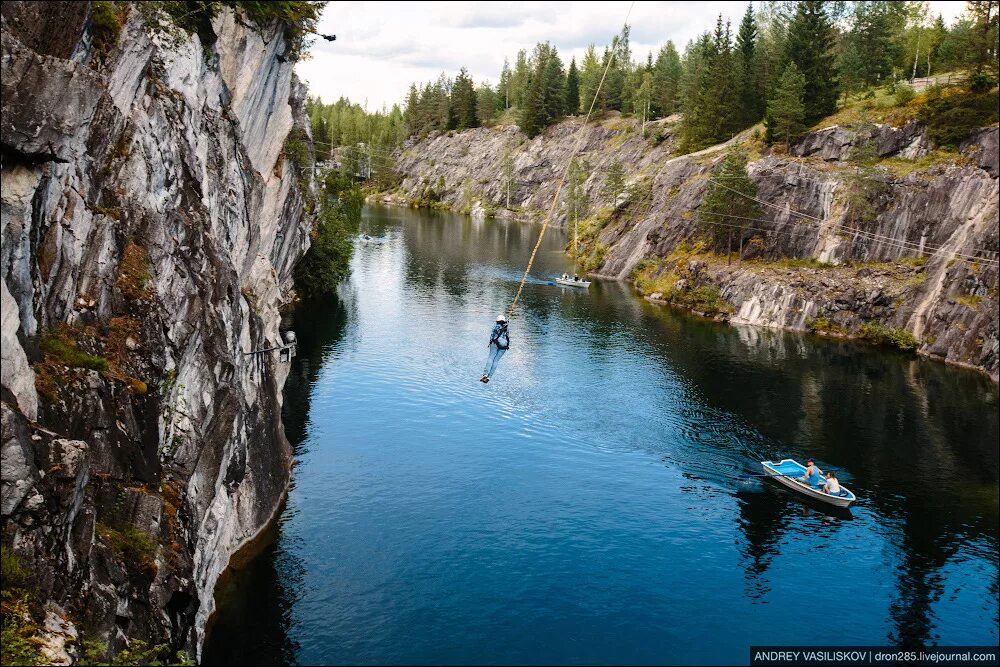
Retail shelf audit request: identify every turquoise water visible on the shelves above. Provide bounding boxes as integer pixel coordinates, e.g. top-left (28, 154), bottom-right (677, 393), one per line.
top-left (203, 206), bottom-right (999, 665)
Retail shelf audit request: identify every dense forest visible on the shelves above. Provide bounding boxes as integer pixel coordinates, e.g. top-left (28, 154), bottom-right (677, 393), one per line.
top-left (310, 1), bottom-right (999, 154)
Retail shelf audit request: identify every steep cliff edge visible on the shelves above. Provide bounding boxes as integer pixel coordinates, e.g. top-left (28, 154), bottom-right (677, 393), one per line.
top-left (386, 114), bottom-right (998, 380)
top-left (1, 2), bottom-right (314, 661)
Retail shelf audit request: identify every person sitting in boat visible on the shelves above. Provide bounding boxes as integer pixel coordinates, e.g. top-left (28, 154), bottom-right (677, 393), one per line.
top-left (799, 458), bottom-right (822, 485)
top-left (821, 471), bottom-right (841, 495)
top-left (573, 274), bottom-right (580, 281)
top-left (561, 273), bottom-right (569, 280)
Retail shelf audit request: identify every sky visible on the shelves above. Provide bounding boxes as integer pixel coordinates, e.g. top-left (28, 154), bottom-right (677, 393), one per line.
top-left (295, 1), bottom-right (971, 111)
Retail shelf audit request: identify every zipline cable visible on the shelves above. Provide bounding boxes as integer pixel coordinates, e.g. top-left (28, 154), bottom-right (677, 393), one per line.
top-left (506, 0), bottom-right (636, 317)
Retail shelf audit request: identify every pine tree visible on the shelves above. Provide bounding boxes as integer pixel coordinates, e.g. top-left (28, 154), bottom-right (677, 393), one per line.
top-left (785, 0), bottom-right (839, 125)
top-left (603, 159), bottom-right (626, 206)
top-left (698, 148), bottom-right (760, 264)
top-left (566, 57), bottom-right (580, 115)
top-left (765, 62), bottom-right (807, 147)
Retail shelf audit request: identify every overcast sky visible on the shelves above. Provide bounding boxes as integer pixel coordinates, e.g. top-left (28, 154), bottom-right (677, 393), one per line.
top-left (296, 1), bottom-right (971, 110)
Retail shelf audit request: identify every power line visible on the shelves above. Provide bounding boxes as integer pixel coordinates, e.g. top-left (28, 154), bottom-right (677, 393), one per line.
top-left (704, 177), bottom-right (997, 265)
top-left (690, 210), bottom-right (996, 266)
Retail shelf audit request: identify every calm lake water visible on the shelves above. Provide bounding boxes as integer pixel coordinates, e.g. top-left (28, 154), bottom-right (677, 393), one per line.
top-left (203, 206), bottom-right (999, 665)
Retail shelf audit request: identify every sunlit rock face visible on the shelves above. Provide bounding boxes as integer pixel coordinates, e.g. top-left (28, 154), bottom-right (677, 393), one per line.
top-left (393, 115), bottom-right (997, 380)
top-left (1, 2), bottom-right (313, 658)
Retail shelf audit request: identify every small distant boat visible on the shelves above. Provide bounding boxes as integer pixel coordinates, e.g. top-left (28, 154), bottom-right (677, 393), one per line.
top-left (556, 274), bottom-right (591, 288)
top-left (359, 234), bottom-right (385, 243)
top-left (761, 459), bottom-right (856, 508)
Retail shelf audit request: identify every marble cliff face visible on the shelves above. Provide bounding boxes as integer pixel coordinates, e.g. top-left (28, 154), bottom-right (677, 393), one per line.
top-left (1, 2), bottom-right (313, 659)
top-left (389, 117), bottom-right (998, 379)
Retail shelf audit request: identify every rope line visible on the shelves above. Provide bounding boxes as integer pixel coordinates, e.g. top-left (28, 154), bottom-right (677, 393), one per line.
top-left (507, 0), bottom-right (635, 317)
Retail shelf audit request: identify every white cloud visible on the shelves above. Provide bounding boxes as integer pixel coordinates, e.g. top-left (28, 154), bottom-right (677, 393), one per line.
top-left (296, 1), bottom-right (972, 110)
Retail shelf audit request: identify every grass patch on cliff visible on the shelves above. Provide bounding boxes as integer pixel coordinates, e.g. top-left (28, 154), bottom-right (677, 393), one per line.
top-left (1, 549), bottom-right (44, 667)
top-left (96, 523), bottom-right (158, 578)
top-left (116, 242), bottom-right (152, 301)
top-left (1, 595), bottom-right (44, 667)
top-left (956, 294), bottom-right (983, 309)
top-left (858, 322), bottom-right (920, 351)
top-left (40, 327), bottom-right (108, 372)
top-left (91, 1), bottom-right (128, 59)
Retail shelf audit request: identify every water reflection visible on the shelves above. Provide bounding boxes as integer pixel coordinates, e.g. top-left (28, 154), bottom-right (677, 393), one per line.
top-left (204, 206), bottom-right (998, 665)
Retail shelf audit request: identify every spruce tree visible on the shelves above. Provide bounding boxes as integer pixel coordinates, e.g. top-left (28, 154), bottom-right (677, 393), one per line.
top-left (652, 41), bottom-right (682, 117)
top-left (566, 57), bottom-right (581, 115)
top-left (785, 0), bottom-right (839, 125)
top-left (765, 63), bottom-right (807, 147)
top-left (698, 148), bottom-right (760, 264)
top-left (451, 67), bottom-right (478, 131)
top-left (735, 4), bottom-right (762, 126)
top-left (541, 43), bottom-right (566, 123)
top-left (579, 45), bottom-right (604, 114)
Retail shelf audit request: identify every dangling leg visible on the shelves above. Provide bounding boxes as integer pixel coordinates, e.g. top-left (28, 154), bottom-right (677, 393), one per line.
top-left (482, 343), bottom-right (506, 382)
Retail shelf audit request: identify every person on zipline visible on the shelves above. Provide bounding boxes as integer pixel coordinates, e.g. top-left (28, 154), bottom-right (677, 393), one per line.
top-left (481, 314), bottom-right (510, 383)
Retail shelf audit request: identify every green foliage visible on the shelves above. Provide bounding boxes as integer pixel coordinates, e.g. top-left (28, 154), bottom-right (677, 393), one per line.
top-left (451, 68), bottom-right (479, 131)
top-left (1, 547), bottom-right (28, 590)
top-left (1, 598), bottom-right (43, 667)
top-left (80, 636), bottom-right (193, 667)
top-left (918, 90), bottom-right (999, 148)
top-left (519, 42), bottom-right (566, 138)
top-left (294, 178), bottom-right (363, 298)
top-left (565, 57), bottom-right (581, 115)
top-left (765, 63), bottom-right (807, 145)
top-left (603, 160), bottom-right (626, 206)
top-left (858, 322), bottom-right (920, 351)
top-left (894, 84), bottom-right (916, 106)
top-left (674, 284), bottom-right (728, 315)
top-left (774, 257), bottom-right (835, 269)
top-left (784, 0), bottom-right (838, 125)
top-left (807, 315), bottom-right (848, 335)
top-left (143, 1), bottom-right (325, 61)
top-left (40, 330), bottom-right (109, 371)
top-left (91, 1), bottom-right (126, 56)
top-left (698, 149), bottom-right (760, 258)
top-left (285, 129), bottom-right (313, 171)
top-left (96, 522), bottom-right (158, 577)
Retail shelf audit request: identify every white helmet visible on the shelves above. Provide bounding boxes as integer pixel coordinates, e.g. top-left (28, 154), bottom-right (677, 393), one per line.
top-left (496, 314), bottom-right (507, 323)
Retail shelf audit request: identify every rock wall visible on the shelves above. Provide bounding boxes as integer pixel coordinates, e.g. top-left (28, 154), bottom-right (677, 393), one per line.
top-left (388, 115), bottom-right (998, 380)
top-left (1, 2), bottom-right (314, 661)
